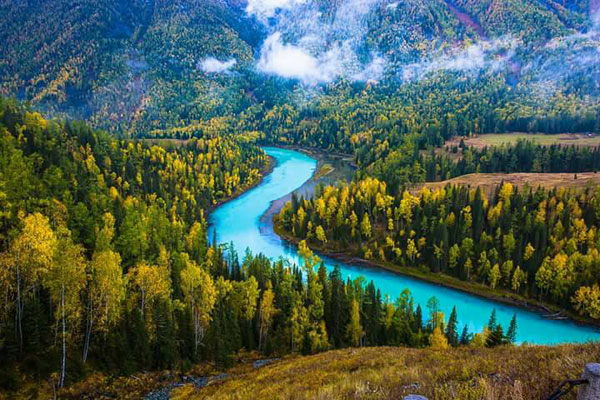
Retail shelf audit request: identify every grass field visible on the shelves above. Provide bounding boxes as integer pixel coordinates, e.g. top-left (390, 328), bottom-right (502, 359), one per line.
top-left (418, 172), bottom-right (600, 193)
top-left (445, 133), bottom-right (600, 149)
top-left (168, 344), bottom-right (600, 400)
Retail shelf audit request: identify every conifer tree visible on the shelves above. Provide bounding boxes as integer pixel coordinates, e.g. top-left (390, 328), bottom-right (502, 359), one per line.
top-left (487, 309), bottom-right (497, 331)
top-left (459, 324), bottom-right (470, 345)
top-left (445, 306), bottom-right (459, 346)
top-left (506, 314), bottom-right (518, 344)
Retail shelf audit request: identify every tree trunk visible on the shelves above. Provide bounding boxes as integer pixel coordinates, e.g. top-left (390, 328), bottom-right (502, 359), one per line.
top-left (193, 305), bottom-right (199, 355)
top-left (59, 285), bottom-right (66, 388)
top-left (16, 265), bottom-right (23, 353)
top-left (82, 297), bottom-right (93, 363)
top-left (140, 290), bottom-right (145, 318)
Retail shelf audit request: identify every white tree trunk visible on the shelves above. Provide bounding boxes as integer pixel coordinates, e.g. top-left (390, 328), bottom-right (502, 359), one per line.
top-left (15, 265), bottom-right (23, 352)
top-left (82, 297), bottom-right (93, 363)
top-left (59, 285), bottom-right (66, 388)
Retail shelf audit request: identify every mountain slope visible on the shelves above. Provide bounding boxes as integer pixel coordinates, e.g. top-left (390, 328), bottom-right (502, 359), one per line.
top-left (167, 344), bottom-right (600, 400)
top-left (0, 0), bottom-right (258, 132)
top-left (0, 0), bottom-right (599, 135)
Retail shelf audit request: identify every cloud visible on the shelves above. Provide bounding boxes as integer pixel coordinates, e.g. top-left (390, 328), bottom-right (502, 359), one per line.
top-left (522, 15), bottom-right (600, 97)
top-left (353, 55), bottom-right (386, 82)
top-left (257, 32), bottom-right (386, 84)
top-left (251, 0), bottom-right (388, 84)
top-left (198, 57), bottom-right (237, 73)
top-left (400, 37), bottom-right (519, 81)
top-left (246, 0), bottom-right (308, 19)
top-left (257, 33), bottom-right (342, 83)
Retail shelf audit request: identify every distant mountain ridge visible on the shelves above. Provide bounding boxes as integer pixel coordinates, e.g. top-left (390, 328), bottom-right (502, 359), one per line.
top-left (0, 0), bottom-right (598, 134)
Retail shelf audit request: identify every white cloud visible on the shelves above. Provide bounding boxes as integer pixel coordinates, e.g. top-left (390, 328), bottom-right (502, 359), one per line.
top-left (252, 0), bottom-right (388, 84)
top-left (257, 33), bottom-right (386, 84)
top-left (352, 55), bottom-right (386, 82)
top-left (400, 37), bottom-right (519, 81)
top-left (198, 57), bottom-right (237, 73)
top-left (246, 0), bottom-right (308, 19)
top-left (257, 33), bottom-right (338, 83)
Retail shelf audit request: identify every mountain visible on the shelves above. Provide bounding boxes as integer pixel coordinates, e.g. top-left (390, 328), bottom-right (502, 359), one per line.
top-left (0, 0), bottom-right (259, 132)
top-left (1, 0), bottom-right (599, 135)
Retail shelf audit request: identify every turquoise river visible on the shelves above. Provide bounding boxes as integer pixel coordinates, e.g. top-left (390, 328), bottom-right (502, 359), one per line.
top-left (209, 147), bottom-right (600, 344)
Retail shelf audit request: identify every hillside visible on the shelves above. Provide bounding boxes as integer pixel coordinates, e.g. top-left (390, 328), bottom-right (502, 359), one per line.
top-left (2, 1), bottom-right (600, 398)
top-left (1, 0), bottom-right (599, 136)
top-left (418, 171), bottom-right (600, 192)
top-left (162, 344), bottom-right (600, 400)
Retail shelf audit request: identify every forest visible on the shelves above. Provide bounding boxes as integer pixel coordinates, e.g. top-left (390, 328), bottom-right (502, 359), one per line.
top-left (278, 177), bottom-right (600, 320)
top-left (1, 0), bottom-right (600, 396)
top-left (0, 98), bottom-right (520, 393)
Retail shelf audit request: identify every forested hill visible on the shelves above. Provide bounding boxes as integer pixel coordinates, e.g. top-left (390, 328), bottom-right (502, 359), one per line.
top-left (1, 0), bottom-right (599, 135)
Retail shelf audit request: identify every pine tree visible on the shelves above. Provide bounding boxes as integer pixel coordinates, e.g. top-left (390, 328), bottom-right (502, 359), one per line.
top-left (445, 306), bottom-right (459, 346)
top-left (486, 324), bottom-right (505, 347)
top-left (414, 305), bottom-right (423, 332)
top-left (459, 324), bottom-right (470, 345)
top-left (506, 314), bottom-right (518, 344)
top-left (487, 308), bottom-right (497, 331)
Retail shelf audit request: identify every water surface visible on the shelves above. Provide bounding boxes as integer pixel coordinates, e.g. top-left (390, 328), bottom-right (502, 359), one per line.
top-left (209, 147), bottom-right (600, 344)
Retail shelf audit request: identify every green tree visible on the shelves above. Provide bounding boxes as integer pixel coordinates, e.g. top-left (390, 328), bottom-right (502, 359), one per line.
top-left (44, 228), bottom-right (86, 387)
top-left (346, 298), bottom-right (364, 347)
top-left (445, 306), bottom-right (459, 346)
top-left (506, 314), bottom-right (518, 344)
top-left (259, 282), bottom-right (277, 352)
top-left (180, 255), bottom-right (217, 355)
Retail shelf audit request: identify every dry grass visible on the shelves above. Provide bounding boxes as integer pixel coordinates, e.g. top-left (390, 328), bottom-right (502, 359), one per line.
top-left (445, 133), bottom-right (600, 149)
top-left (172, 344), bottom-right (600, 400)
top-left (417, 172), bottom-right (600, 193)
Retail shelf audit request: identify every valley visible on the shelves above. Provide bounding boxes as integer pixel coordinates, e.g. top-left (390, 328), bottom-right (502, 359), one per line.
top-left (1, 0), bottom-right (600, 398)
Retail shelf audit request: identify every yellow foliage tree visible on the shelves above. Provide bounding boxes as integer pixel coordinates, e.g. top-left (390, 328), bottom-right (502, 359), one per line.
top-left (180, 255), bottom-right (217, 353)
top-left (128, 262), bottom-right (171, 318)
top-left (6, 212), bottom-right (57, 351)
top-left (44, 228), bottom-right (86, 387)
top-left (429, 326), bottom-right (449, 350)
top-left (572, 285), bottom-right (600, 319)
top-left (346, 298), bottom-right (364, 347)
top-left (84, 250), bottom-right (125, 363)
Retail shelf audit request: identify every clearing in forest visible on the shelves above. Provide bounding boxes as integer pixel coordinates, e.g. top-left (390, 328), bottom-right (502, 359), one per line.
top-left (418, 172), bottom-right (600, 192)
top-left (445, 133), bottom-right (600, 149)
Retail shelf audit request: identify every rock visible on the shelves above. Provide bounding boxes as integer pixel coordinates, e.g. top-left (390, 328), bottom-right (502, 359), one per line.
top-left (253, 358), bottom-right (280, 369)
top-left (578, 363), bottom-right (600, 400)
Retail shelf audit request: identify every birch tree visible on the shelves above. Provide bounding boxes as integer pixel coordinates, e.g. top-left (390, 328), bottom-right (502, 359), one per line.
top-left (83, 250), bottom-right (125, 363)
top-left (128, 262), bottom-right (171, 318)
top-left (44, 228), bottom-right (86, 387)
top-left (180, 255), bottom-right (216, 354)
top-left (258, 282), bottom-right (277, 352)
top-left (6, 213), bottom-right (56, 352)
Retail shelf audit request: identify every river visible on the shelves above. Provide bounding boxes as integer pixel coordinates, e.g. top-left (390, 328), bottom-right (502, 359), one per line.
top-left (209, 146), bottom-right (600, 344)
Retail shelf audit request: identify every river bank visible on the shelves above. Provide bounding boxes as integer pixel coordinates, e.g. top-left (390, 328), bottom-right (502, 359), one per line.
top-left (272, 218), bottom-right (600, 330)
top-left (212, 146), bottom-right (600, 343)
top-left (207, 153), bottom-right (276, 214)
top-left (259, 145), bottom-right (355, 229)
